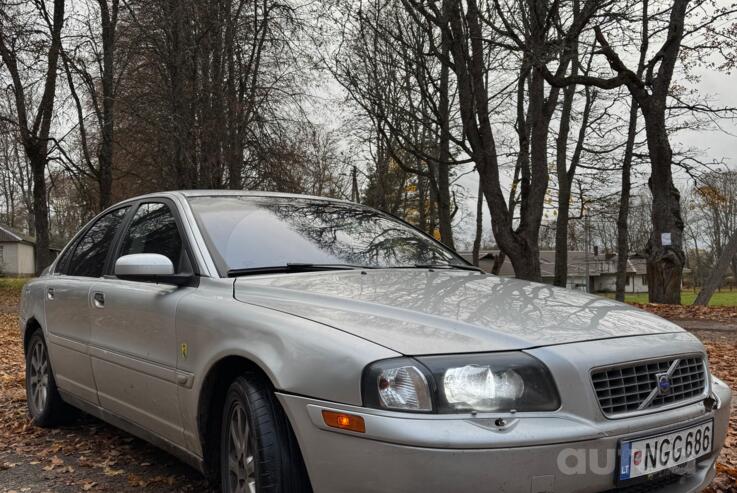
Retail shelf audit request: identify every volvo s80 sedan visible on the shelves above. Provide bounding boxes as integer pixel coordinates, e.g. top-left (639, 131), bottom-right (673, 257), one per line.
top-left (20, 191), bottom-right (731, 493)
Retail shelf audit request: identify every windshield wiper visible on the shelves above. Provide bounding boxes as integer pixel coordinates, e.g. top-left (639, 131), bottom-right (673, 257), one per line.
top-left (413, 263), bottom-right (485, 273)
top-left (227, 263), bottom-right (371, 277)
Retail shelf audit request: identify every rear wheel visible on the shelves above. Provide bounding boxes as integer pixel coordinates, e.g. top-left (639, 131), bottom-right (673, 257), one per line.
top-left (220, 373), bottom-right (311, 493)
top-left (25, 331), bottom-right (71, 427)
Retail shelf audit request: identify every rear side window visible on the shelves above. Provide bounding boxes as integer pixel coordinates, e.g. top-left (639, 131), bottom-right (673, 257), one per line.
top-left (66, 207), bottom-right (129, 277)
top-left (119, 202), bottom-right (187, 271)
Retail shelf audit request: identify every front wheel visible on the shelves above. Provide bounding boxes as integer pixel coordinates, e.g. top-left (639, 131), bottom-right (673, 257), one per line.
top-left (220, 372), bottom-right (311, 493)
top-left (25, 331), bottom-right (71, 427)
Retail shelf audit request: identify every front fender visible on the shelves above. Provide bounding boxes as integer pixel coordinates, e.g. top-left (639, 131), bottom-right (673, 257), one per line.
top-left (174, 278), bottom-right (398, 455)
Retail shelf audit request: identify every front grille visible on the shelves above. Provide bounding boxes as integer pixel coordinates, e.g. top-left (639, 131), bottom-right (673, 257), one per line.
top-left (592, 356), bottom-right (707, 417)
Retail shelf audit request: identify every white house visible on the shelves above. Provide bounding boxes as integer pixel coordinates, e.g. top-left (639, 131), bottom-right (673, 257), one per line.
top-left (460, 250), bottom-right (651, 293)
top-left (0, 224), bottom-right (60, 276)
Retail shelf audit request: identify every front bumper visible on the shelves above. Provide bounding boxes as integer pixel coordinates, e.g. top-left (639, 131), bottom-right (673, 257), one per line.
top-left (278, 377), bottom-right (731, 493)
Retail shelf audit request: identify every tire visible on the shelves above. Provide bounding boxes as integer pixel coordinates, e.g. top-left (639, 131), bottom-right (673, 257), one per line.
top-left (25, 330), bottom-right (72, 427)
top-left (219, 372), bottom-right (311, 493)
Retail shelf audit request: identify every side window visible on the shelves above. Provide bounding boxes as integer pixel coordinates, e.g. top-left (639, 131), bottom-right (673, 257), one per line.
top-left (66, 207), bottom-right (130, 277)
top-left (119, 202), bottom-right (189, 272)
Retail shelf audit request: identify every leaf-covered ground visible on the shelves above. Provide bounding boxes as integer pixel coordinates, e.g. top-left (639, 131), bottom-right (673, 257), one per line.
top-left (0, 284), bottom-right (735, 492)
top-left (0, 284), bottom-right (212, 492)
top-left (700, 334), bottom-right (737, 492)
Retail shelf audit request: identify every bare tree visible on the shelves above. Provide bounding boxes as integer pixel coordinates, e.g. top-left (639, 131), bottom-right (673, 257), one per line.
top-left (695, 230), bottom-right (737, 306)
top-left (615, 0), bottom-right (650, 302)
top-left (553, 61), bottom-right (595, 287)
top-left (0, 116), bottom-right (34, 232)
top-left (0, 0), bottom-right (66, 272)
top-left (114, 0), bottom-right (304, 193)
top-left (60, 0), bottom-right (123, 211)
top-left (402, 0), bottom-right (600, 280)
top-left (328, 0), bottom-right (463, 247)
top-left (546, 0), bottom-right (736, 303)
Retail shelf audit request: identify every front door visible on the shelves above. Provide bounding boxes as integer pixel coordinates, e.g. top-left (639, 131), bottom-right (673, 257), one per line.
top-left (90, 201), bottom-right (195, 446)
top-left (44, 206), bottom-right (130, 405)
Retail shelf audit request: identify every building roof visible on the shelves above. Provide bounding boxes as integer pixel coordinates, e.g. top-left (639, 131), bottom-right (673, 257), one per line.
top-left (0, 224), bottom-right (36, 244)
top-left (0, 224), bottom-right (63, 251)
top-left (459, 250), bottom-right (643, 277)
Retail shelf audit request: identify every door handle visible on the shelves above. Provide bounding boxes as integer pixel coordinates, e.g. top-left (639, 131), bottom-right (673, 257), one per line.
top-left (47, 287), bottom-right (55, 300)
top-left (93, 291), bottom-right (105, 308)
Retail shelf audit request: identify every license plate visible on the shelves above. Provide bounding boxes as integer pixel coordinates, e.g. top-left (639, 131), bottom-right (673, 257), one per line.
top-left (618, 420), bottom-right (713, 481)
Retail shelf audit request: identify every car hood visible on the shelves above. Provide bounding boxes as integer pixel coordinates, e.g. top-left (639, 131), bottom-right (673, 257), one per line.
top-left (233, 269), bottom-right (685, 355)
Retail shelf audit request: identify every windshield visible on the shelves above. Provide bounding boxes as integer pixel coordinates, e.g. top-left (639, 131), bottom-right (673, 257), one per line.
top-left (187, 195), bottom-right (465, 274)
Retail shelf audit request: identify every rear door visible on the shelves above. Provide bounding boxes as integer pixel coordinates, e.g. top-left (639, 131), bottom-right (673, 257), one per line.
top-left (44, 206), bottom-right (131, 405)
top-left (90, 200), bottom-right (195, 446)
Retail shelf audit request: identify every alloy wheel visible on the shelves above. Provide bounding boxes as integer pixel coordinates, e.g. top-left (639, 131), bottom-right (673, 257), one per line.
top-left (227, 402), bottom-right (256, 493)
top-left (28, 339), bottom-right (50, 414)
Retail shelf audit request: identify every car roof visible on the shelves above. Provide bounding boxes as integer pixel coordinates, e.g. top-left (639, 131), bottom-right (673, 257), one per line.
top-left (122, 190), bottom-right (354, 205)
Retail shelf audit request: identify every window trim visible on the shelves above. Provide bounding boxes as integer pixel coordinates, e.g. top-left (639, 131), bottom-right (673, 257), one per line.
top-left (106, 198), bottom-right (199, 279)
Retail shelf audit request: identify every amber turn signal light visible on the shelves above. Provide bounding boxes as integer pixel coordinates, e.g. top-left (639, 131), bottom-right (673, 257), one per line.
top-left (321, 410), bottom-right (366, 433)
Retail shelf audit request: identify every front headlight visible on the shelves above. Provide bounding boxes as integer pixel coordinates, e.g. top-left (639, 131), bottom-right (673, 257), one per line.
top-left (420, 353), bottom-right (560, 413)
top-left (363, 353), bottom-right (559, 414)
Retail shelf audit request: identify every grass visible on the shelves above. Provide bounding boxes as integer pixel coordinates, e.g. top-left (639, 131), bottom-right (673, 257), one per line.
top-left (0, 277), bottom-right (29, 295)
top-left (602, 290), bottom-right (737, 306)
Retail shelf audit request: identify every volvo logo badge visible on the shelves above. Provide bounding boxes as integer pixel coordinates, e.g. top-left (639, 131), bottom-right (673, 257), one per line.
top-left (657, 373), bottom-right (672, 395)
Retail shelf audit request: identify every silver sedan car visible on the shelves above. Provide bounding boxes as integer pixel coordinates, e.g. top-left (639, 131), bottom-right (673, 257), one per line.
top-left (20, 191), bottom-right (731, 493)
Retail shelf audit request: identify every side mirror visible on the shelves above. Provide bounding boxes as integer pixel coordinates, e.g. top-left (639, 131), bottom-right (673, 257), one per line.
top-left (114, 253), bottom-right (193, 286)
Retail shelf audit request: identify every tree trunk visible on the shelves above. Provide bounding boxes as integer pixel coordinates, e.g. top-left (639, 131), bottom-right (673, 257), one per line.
top-left (694, 230), bottom-right (737, 305)
top-left (417, 173), bottom-right (427, 233)
top-left (435, 35), bottom-right (454, 249)
top-left (615, 98), bottom-right (638, 301)
top-left (29, 147), bottom-right (51, 273)
top-left (491, 252), bottom-right (506, 275)
top-left (472, 180), bottom-right (483, 266)
top-left (445, 0), bottom-right (545, 281)
top-left (98, 151), bottom-right (113, 209)
top-left (224, 0), bottom-right (242, 190)
top-left (97, 0), bottom-right (117, 210)
top-left (553, 53), bottom-right (581, 288)
top-left (518, 66), bottom-right (548, 281)
top-left (168, 0), bottom-right (196, 189)
top-left (643, 108), bottom-right (685, 304)
top-left (553, 82), bottom-right (573, 287)
top-left (690, 241), bottom-right (701, 286)
top-left (435, 162), bottom-right (454, 249)
top-left (491, 152), bottom-right (521, 277)
top-left (615, 0), bottom-right (649, 301)
top-left (507, 240), bottom-right (541, 280)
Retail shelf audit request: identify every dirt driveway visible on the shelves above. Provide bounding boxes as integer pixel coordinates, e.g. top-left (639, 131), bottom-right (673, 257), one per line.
top-left (1, 296), bottom-right (736, 492)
